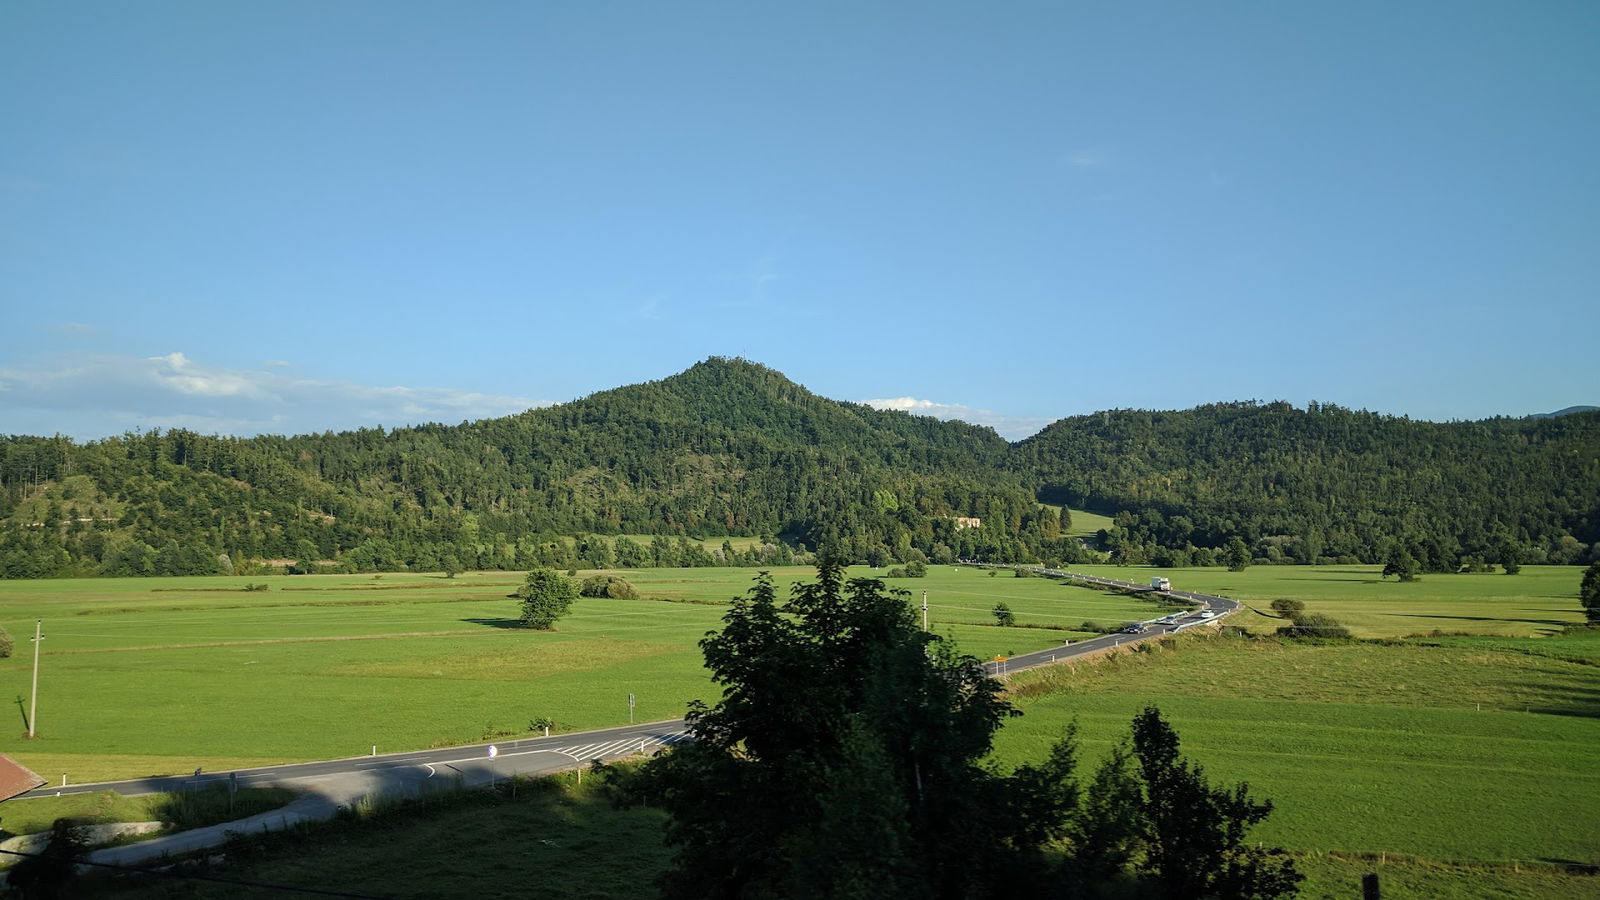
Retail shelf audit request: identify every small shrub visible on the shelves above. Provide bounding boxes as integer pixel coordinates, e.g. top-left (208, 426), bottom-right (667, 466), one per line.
top-left (242, 583), bottom-right (269, 593)
top-left (580, 575), bottom-right (639, 599)
top-left (1268, 598), bottom-right (1304, 618)
top-left (1276, 612), bottom-right (1352, 640)
top-left (886, 567), bottom-right (908, 578)
top-left (992, 603), bottom-right (1015, 627)
top-left (0, 626), bottom-right (11, 659)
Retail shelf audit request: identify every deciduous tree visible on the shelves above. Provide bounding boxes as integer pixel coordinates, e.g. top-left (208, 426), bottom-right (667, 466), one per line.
top-left (1581, 563), bottom-right (1600, 624)
top-left (513, 567), bottom-right (577, 629)
top-left (620, 562), bottom-right (1022, 898)
top-left (1131, 706), bottom-right (1302, 899)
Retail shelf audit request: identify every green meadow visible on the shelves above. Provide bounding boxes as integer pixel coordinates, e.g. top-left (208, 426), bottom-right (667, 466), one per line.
top-left (1062, 563), bottom-right (1589, 637)
top-left (1, 564), bottom-right (1594, 898)
top-left (0, 566), bottom-right (1164, 782)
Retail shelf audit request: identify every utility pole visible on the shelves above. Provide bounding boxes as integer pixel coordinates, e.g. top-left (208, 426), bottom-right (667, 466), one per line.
top-left (28, 620), bottom-right (41, 738)
top-left (921, 591), bottom-right (928, 631)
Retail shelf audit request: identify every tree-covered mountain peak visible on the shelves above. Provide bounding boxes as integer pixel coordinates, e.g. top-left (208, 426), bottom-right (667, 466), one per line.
top-left (558, 357), bottom-right (1011, 456)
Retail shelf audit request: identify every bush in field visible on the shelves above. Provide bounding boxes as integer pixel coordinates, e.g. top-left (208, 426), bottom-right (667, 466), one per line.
top-left (1268, 599), bottom-right (1304, 618)
top-left (579, 575), bottom-right (639, 600)
top-left (993, 602), bottom-right (1015, 626)
top-left (0, 625), bottom-right (11, 658)
top-left (1276, 612), bottom-right (1352, 640)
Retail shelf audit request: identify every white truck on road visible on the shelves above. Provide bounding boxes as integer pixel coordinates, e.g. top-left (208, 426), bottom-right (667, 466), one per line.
top-left (1150, 576), bottom-right (1172, 591)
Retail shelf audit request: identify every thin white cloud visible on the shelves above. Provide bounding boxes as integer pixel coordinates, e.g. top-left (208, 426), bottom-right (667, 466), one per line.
top-left (865, 396), bottom-right (1053, 441)
top-left (59, 322), bottom-right (94, 334)
top-left (1065, 148), bottom-right (1105, 168)
top-left (0, 352), bottom-right (545, 440)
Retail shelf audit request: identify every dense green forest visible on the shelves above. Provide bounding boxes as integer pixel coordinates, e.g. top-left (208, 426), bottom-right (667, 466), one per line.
top-left (0, 359), bottom-right (1063, 577)
top-left (2, 359), bottom-right (1597, 578)
top-left (1016, 401), bottom-right (1600, 572)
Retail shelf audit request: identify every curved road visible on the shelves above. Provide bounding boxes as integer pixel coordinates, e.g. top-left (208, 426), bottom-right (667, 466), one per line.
top-left (11, 567), bottom-right (1238, 867)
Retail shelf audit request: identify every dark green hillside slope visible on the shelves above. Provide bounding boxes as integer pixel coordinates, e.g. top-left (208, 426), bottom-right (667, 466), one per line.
top-left (0, 359), bottom-right (1052, 577)
top-left (1015, 401), bottom-right (1600, 569)
top-left (6, 363), bottom-right (1598, 578)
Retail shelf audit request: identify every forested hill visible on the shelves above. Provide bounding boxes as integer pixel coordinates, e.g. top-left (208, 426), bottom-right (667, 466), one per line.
top-left (1015, 401), bottom-right (1600, 570)
top-left (4, 361), bottom-right (1599, 579)
top-left (0, 359), bottom-right (1052, 577)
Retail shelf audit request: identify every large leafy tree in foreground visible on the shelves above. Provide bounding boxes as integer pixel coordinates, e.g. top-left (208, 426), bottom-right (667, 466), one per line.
top-left (623, 562), bottom-right (1021, 898)
top-left (620, 564), bottom-right (1300, 899)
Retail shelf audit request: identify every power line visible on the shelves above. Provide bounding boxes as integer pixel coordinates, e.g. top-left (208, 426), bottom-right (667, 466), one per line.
top-left (0, 847), bottom-right (392, 899)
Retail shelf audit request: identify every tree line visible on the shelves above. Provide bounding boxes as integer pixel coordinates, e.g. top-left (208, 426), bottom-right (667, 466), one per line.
top-left (3, 360), bottom-right (1597, 579)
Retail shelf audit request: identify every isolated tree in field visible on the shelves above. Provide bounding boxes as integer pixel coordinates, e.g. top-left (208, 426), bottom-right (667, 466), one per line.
top-left (1223, 537), bottom-right (1251, 572)
top-left (620, 563), bottom-right (1024, 898)
top-left (513, 568), bottom-right (577, 629)
top-left (993, 601), bottom-right (1015, 626)
top-left (1382, 545), bottom-right (1421, 582)
top-left (1581, 563), bottom-right (1600, 624)
top-left (1130, 706), bottom-right (1302, 899)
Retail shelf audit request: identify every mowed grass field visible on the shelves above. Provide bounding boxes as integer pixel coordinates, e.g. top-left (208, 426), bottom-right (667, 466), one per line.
top-left (1062, 563), bottom-right (1590, 637)
top-left (0, 566), bottom-right (1166, 782)
top-left (993, 633), bottom-right (1600, 863)
top-left (2, 564), bottom-right (1594, 898)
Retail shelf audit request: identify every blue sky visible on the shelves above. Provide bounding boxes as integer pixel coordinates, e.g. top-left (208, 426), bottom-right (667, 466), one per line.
top-left (3, 2), bottom-right (1596, 441)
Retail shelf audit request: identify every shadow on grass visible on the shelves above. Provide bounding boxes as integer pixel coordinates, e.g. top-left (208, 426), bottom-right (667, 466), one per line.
top-left (1397, 613), bottom-right (1573, 627)
top-left (79, 771), bottom-right (671, 899)
top-left (460, 617), bottom-right (526, 630)
top-left (1499, 682), bottom-right (1600, 719)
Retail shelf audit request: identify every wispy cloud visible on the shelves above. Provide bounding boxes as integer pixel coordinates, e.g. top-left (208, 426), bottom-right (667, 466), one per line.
top-left (864, 396), bottom-right (1053, 441)
top-left (1065, 148), bottom-right (1107, 168)
top-left (0, 352), bottom-right (544, 440)
top-left (59, 322), bottom-right (95, 334)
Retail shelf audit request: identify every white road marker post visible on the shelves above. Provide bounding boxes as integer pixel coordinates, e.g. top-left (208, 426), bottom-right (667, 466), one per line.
top-left (487, 744), bottom-right (498, 788)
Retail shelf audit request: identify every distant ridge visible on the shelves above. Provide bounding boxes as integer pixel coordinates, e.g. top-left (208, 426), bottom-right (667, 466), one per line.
top-left (1531, 406), bottom-right (1599, 419)
top-left (3, 362), bottom-right (1599, 578)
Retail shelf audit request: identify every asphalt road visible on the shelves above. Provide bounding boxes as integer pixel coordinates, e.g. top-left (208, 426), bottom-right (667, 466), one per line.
top-left (18, 719), bottom-right (693, 801)
top-left (22, 566), bottom-right (1237, 803)
top-left (979, 565), bottom-right (1241, 675)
